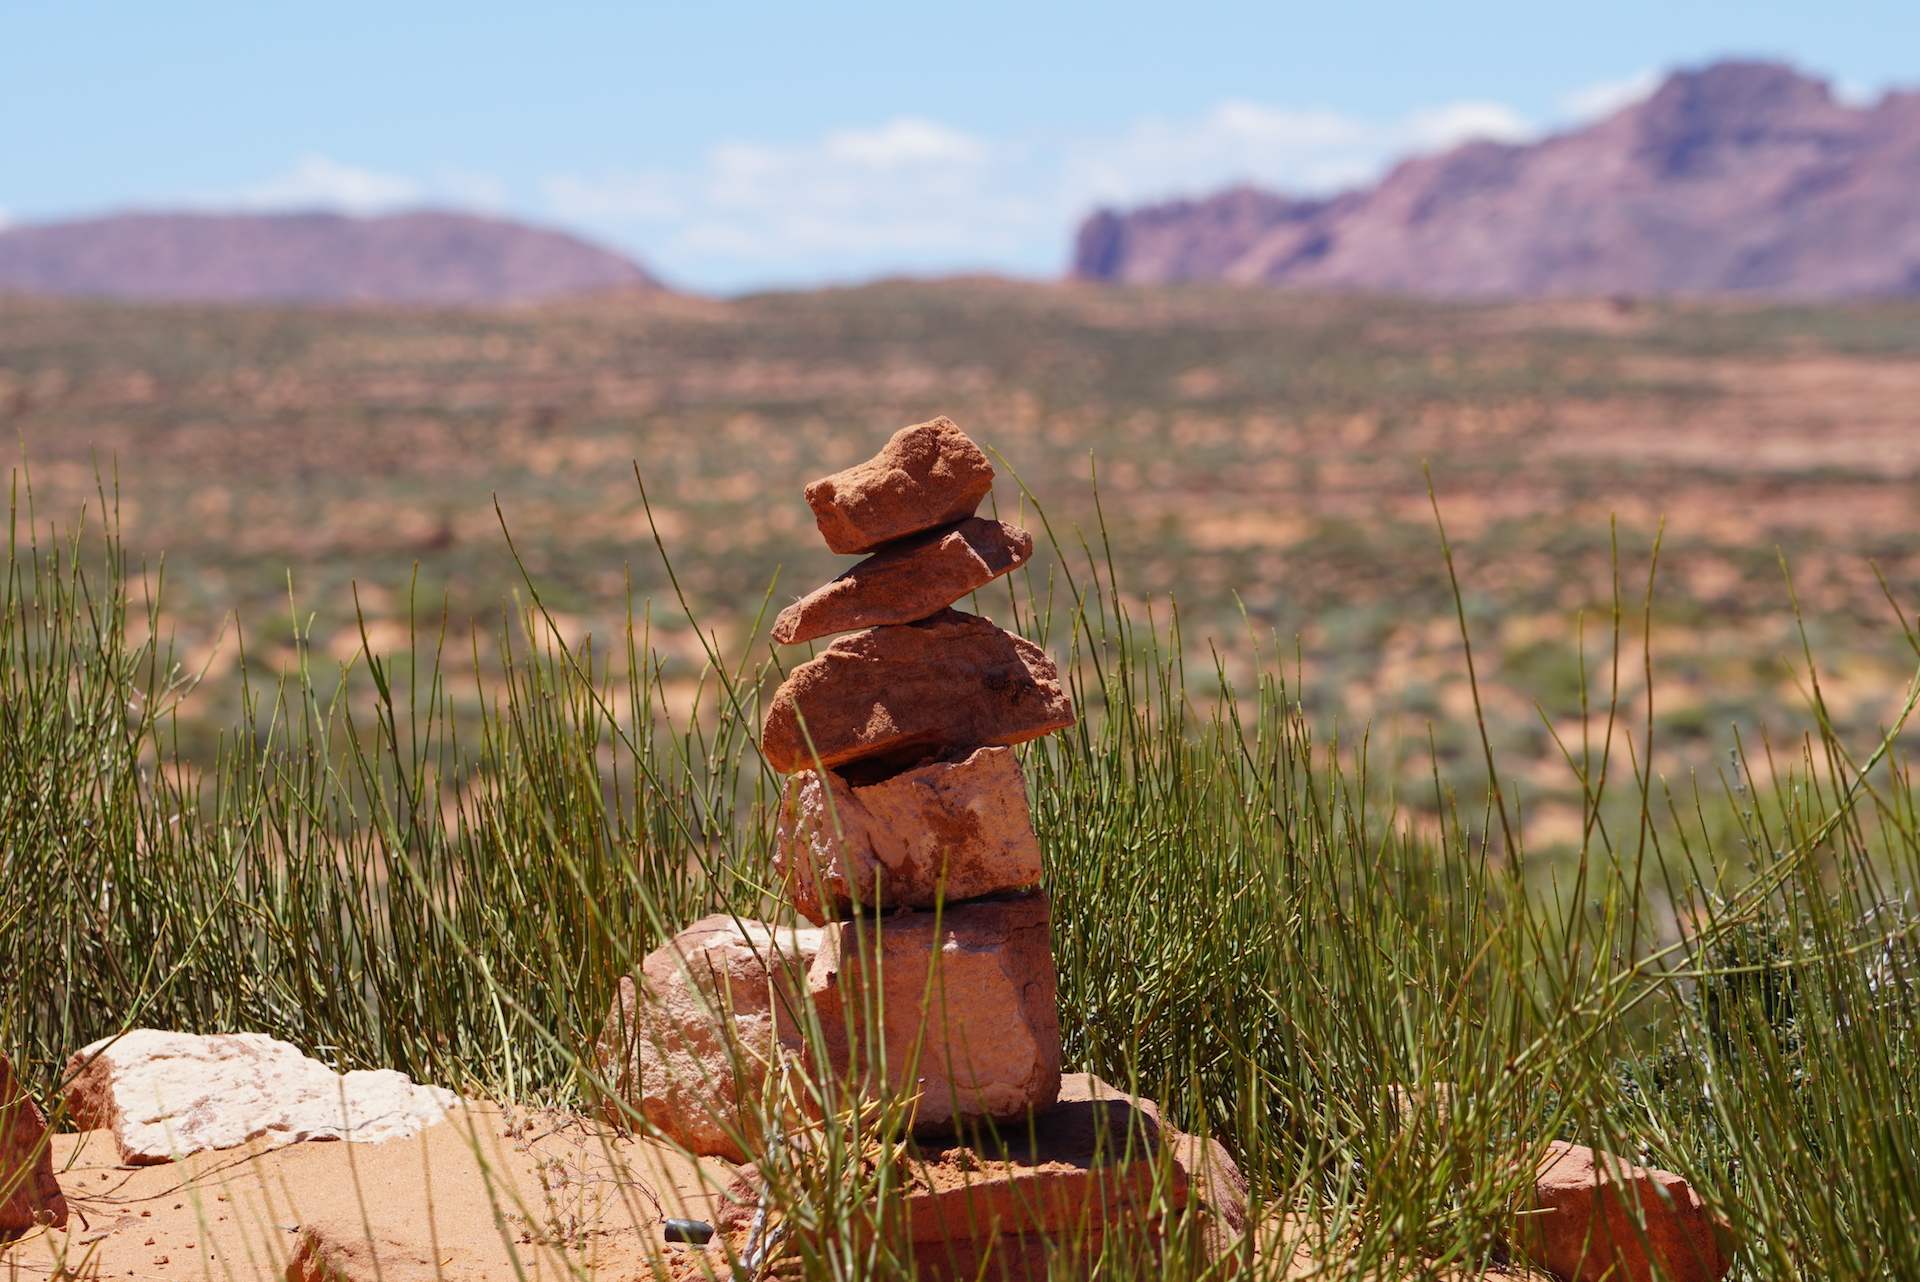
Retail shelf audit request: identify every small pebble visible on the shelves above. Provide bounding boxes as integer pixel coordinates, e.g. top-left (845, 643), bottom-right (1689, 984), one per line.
top-left (663, 1218), bottom-right (714, 1245)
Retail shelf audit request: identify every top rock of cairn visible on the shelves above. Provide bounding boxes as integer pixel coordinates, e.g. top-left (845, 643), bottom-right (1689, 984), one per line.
top-left (804, 416), bottom-right (995, 554)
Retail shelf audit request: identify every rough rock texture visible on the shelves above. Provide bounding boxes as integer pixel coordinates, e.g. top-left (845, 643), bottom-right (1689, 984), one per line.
top-left (8, 1101), bottom-right (725, 1279)
top-left (807, 893), bottom-right (1061, 1130)
top-left (63, 1031), bottom-right (456, 1166)
top-left (804, 418), bottom-right (995, 554)
top-left (0, 1054), bottom-right (67, 1237)
top-left (594, 915), bottom-right (824, 1162)
top-left (1521, 1141), bottom-right (1729, 1282)
top-left (905, 1073), bottom-right (1245, 1242)
top-left (775, 746), bottom-right (1044, 923)
top-left (761, 610), bottom-right (1075, 774)
top-left (713, 1071), bottom-right (1246, 1280)
top-left (1072, 60), bottom-right (1920, 300)
top-left (773, 518), bottom-right (1033, 645)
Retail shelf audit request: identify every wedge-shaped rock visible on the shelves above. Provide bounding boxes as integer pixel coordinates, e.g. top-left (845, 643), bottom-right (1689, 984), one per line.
top-left (776, 746), bottom-right (1043, 924)
top-left (807, 892), bottom-right (1061, 1130)
top-left (1, 1054), bottom-right (67, 1237)
top-left (64, 1030), bottom-right (455, 1165)
top-left (715, 1071), bottom-right (1248, 1280)
top-left (1521, 1141), bottom-right (1729, 1282)
top-left (761, 610), bottom-right (1074, 774)
top-left (773, 518), bottom-right (1033, 645)
top-left (904, 1072), bottom-right (1249, 1279)
top-left (805, 417), bottom-right (995, 554)
top-left (593, 915), bottom-right (823, 1162)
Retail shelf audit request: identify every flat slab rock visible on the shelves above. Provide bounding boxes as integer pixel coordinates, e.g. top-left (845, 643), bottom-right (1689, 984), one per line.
top-left (5, 1102), bottom-right (726, 1280)
top-left (775, 745), bottom-right (1044, 924)
top-left (1523, 1140), bottom-right (1730, 1282)
top-left (808, 892), bottom-right (1062, 1131)
top-left (1, 1054), bottom-right (67, 1236)
top-left (712, 1072), bottom-right (1248, 1280)
top-left (804, 417), bottom-right (995, 555)
top-left (593, 915), bottom-right (823, 1162)
top-left (64, 1030), bottom-right (456, 1165)
top-left (773, 517), bottom-right (1033, 645)
top-left (761, 609), bottom-right (1074, 774)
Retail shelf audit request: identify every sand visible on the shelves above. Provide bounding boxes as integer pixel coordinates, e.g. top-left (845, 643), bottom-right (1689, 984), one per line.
top-left (1, 1101), bottom-right (735, 1281)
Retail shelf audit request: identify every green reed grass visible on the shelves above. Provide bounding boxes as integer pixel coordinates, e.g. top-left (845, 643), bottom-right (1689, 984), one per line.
top-left (5, 465), bottom-right (1920, 1278)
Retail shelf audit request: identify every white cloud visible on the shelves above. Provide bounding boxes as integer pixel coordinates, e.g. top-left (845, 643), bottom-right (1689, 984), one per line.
top-left (0, 207), bottom-right (11, 232)
top-left (1559, 70), bottom-right (1659, 121)
top-left (1835, 78), bottom-right (1881, 107)
top-left (211, 154), bottom-right (509, 216)
top-left (542, 172), bottom-right (682, 221)
top-left (1404, 101), bottom-right (1534, 148)
top-left (540, 98), bottom-right (1549, 288)
top-left (821, 118), bottom-right (988, 167)
top-left (232, 154), bottom-right (424, 213)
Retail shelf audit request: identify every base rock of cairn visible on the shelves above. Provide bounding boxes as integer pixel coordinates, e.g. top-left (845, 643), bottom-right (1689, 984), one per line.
top-left (808, 892), bottom-right (1062, 1129)
top-left (598, 417), bottom-right (1245, 1274)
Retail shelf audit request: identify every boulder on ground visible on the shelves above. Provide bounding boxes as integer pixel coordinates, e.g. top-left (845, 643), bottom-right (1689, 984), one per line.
top-left (64, 1030), bottom-right (455, 1166)
top-left (806, 892), bottom-right (1061, 1130)
top-left (804, 417), bottom-right (995, 555)
top-left (761, 610), bottom-right (1074, 774)
top-left (773, 518), bottom-right (1034, 645)
top-left (1520, 1140), bottom-right (1729, 1282)
top-left (775, 746), bottom-right (1044, 924)
top-left (0, 1054), bottom-right (67, 1237)
top-left (594, 915), bottom-right (823, 1162)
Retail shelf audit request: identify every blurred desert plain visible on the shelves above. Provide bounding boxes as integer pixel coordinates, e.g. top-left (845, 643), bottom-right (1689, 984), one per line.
top-left (6, 283), bottom-right (1918, 852)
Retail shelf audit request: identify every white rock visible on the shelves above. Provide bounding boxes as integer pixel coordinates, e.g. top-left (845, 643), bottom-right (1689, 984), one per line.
top-left (65, 1030), bottom-right (456, 1165)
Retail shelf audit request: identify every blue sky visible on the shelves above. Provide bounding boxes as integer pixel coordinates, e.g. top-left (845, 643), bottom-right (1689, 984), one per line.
top-left (6, 1), bottom-right (1916, 291)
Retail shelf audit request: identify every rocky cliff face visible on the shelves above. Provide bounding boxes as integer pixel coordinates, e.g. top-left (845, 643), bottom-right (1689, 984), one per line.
top-left (1072, 61), bottom-right (1920, 298)
top-left (0, 210), bottom-right (663, 304)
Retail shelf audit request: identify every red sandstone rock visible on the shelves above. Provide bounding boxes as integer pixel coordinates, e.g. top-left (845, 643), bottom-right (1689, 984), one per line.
top-left (1521, 1141), bottom-right (1728, 1282)
top-left (806, 893), bottom-right (1062, 1130)
top-left (711, 1071), bottom-right (1246, 1280)
top-left (0, 1054), bottom-right (67, 1237)
top-left (772, 518), bottom-right (1033, 645)
top-left (804, 418), bottom-right (995, 555)
top-left (775, 746), bottom-right (1044, 924)
top-left (760, 610), bottom-right (1074, 774)
top-left (593, 915), bottom-right (823, 1162)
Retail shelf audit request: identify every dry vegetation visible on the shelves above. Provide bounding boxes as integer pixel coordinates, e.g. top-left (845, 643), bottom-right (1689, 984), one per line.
top-left (4, 282), bottom-right (1918, 846)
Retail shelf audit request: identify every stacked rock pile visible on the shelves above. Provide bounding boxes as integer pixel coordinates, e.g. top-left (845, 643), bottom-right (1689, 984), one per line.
top-left (593, 419), bottom-right (1251, 1277)
top-left (762, 416), bottom-right (1073, 1131)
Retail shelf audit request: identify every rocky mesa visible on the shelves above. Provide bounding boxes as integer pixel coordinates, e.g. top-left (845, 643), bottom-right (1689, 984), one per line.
top-left (1072, 60), bottom-right (1920, 298)
top-left (0, 209), bottom-right (663, 304)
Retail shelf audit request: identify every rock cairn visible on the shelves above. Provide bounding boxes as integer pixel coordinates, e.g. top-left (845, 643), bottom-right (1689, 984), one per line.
top-left (764, 415), bottom-right (1072, 1130)
top-left (595, 419), bottom-right (1249, 1277)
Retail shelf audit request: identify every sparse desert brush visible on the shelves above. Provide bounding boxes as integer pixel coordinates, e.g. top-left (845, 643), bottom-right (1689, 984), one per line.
top-left (4, 460), bottom-right (1920, 1277)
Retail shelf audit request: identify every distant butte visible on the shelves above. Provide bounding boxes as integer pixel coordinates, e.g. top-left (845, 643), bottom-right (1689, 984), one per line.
top-left (1072, 60), bottom-right (1920, 299)
top-left (0, 209), bottom-right (664, 304)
